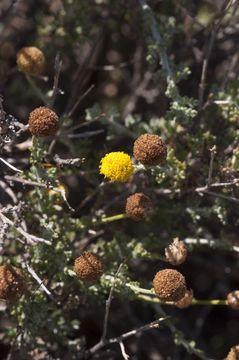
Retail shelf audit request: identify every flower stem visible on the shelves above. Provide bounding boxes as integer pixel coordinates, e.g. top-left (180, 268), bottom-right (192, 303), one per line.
top-left (101, 213), bottom-right (128, 223)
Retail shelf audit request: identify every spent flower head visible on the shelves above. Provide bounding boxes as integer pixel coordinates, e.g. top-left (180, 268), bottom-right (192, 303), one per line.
top-left (28, 107), bottom-right (59, 137)
top-left (153, 269), bottom-right (186, 302)
top-left (125, 193), bottom-right (152, 221)
top-left (17, 46), bottom-right (45, 75)
top-left (74, 252), bottom-right (103, 282)
top-left (133, 133), bottom-right (167, 166)
top-left (0, 265), bottom-right (26, 300)
top-left (99, 151), bottom-right (134, 182)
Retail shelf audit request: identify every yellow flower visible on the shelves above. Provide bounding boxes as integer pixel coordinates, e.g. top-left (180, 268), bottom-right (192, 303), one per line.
top-left (99, 152), bottom-right (134, 182)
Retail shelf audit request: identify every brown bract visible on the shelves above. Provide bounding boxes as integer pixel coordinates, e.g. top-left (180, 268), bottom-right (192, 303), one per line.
top-left (29, 107), bottom-right (59, 137)
top-left (225, 345), bottom-right (239, 360)
top-left (17, 46), bottom-right (45, 75)
top-left (165, 238), bottom-right (187, 266)
top-left (153, 269), bottom-right (186, 302)
top-left (133, 133), bottom-right (167, 166)
top-left (174, 289), bottom-right (193, 308)
top-left (74, 252), bottom-right (103, 281)
top-left (0, 265), bottom-right (25, 300)
top-left (227, 290), bottom-right (239, 310)
top-left (125, 193), bottom-right (152, 221)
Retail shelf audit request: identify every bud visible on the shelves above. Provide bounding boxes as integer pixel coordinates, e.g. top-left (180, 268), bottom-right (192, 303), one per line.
top-left (227, 290), bottom-right (239, 310)
top-left (0, 265), bottom-right (25, 300)
top-left (174, 289), bottom-right (193, 308)
top-left (74, 252), bottom-right (103, 281)
top-left (125, 193), bottom-right (152, 221)
top-left (133, 133), bottom-right (167, 166)
top-left (165, 238), bottom-right (187, 266)
top-left (28, 107), bottom-right (59, 137)
top-left (17, 46), bottom-right (45, 75)
top-left (153, 269), bottom-right (186, 302)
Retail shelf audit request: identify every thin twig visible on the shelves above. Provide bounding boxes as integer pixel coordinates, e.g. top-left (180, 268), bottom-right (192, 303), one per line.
top-left (25, 262), bottom-right (56, 301)
top-left (68, 84), bottom-right (95, 118)
top-left (0, 210), bottom-right (51, 245)
top-left (196, 187), bottom-right (239, 204)
top-left (0, 157), bottom-right (23, 172)
top-left (47, 52), bottom-right (63, 109)
top-left (119, 341), bottom-right (130, 360)
top-left (207, 145), bottom-right (216, 186)
top-left (184, 237), bottom-right (239, 254)
top-left (138, 0), bottom-right (179, 100)
top-left (101, 258), bottom-right (129, 342)
top-left (5, 175), bottom-right (75, 212)
top-left (88, 317), bottom-right (167, 355)
top-left (198, 0), bottom-right (234, 110)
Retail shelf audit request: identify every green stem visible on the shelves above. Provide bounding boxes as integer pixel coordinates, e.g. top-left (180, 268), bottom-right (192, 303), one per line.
top-left (122, 280), bottom-right (228, 306)
top-left (101, 213), bottom-right (128, 223)
top-left (191, 299), bottom-right (227, 306)
top-left (26, 75), bottom-right (48, 105)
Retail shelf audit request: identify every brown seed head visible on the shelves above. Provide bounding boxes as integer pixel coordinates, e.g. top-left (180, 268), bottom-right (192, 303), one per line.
top-left (28, 107), bottom-right (59, 137)
top-left (225, 345), bottom-right (239, 360)
top-left (153, 269), bottom-right (186, 302)
top-left (17, 46), bottom-right (45, 75)
top-left (0, 265), bottom-right (25, 300)
top-left (165, 237), bottom-right (187, 266)
top-left (174, 289), bottom-right (193, 308)
top-left (133, 133), bottom-right (167, 166)
top-left (125, 193), bottom-right (152, 221)
top-left (227, 290), bottom-right (239, 310)
top-left (74, 252), bottom-right (103, 281)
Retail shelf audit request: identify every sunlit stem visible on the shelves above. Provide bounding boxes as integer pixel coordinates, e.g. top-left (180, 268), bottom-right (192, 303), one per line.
top-left (101, 213), bottom-right (128, 223)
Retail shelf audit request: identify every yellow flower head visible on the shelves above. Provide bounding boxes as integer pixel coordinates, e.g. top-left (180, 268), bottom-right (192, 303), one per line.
top-left (99, 152), bottom-right (134, 182)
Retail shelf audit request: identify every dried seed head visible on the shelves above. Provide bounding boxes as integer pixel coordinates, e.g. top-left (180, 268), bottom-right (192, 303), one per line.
top-left (165, 238), bottom-right (187, 266)
top-left (225, 345), bottom-right (239, 360)
top-left (153, 269), bottom-right (186, 302)
top-left (174, 289), bottom-right (193, 309)
top-left (17, 46), bottom-right (45, 75)
top-left (133, 133), bottom-right (167, 166)
top-left (74, 252), bottom-right (103, 281)
top-left (125, 193), bottom-right (152, 221)
top-left (227, 290), bottom-right (239, 310)
top-left (28, 107), bottom-right (59, 137)
top-left (0, 265), bottom-right (25, 300)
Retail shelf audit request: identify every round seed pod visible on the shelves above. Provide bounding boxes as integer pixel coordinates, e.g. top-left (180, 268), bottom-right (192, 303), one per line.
top-left (153, 269), bottom-right (186, 302)
top-left (165, 238), bottom-right (187, 266)
top-left (225, 345), bottom-right (239, 360)
top-left (133, 133), bottom-right (167, 166)
top-left (125, 193), bottom-right (152, 221)
top-left (17, 46), bottom-right (45, 75)
top-left (174, 289), bottom-right (193, 309)
top-left (74, 252), bottom-right (103, 281)
top-left (28, 107), bottom-right (59, 137)
top-left (227, 290), bottom-right (239, 310)
top-left (0, 265), bottom-right (25, 300)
